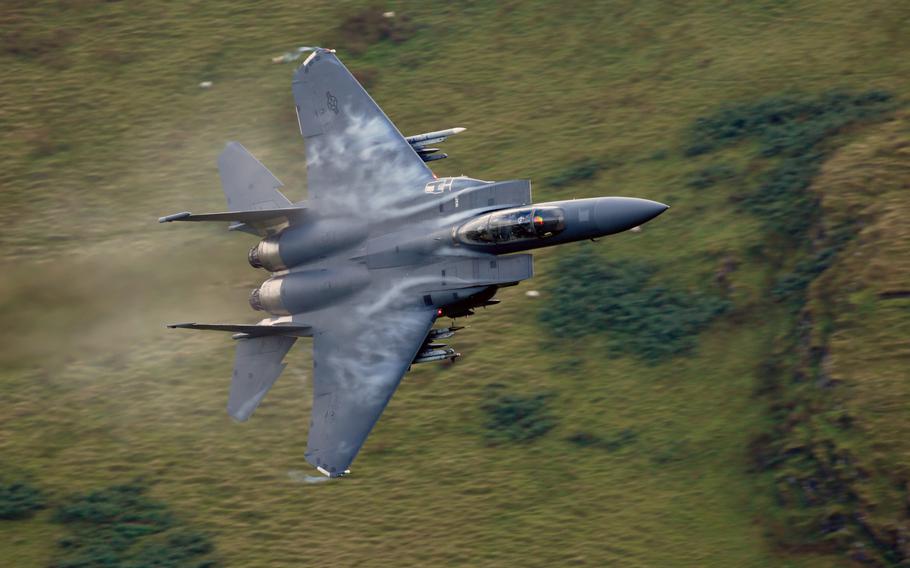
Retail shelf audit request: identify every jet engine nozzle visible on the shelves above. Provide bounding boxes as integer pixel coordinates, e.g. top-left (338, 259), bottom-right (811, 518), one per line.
top-left (249, 278), bottom-right (285, 314)
top-left (248, 221), bottom-right (368, 272)
top-left (248, 235), bottom-right (284, 271)
top-left (249, 287), bottom-right (263, 311)
top-left (248, 266), bottom-right (371, 316)
top-left (248, 246), bottom-right (263, 269)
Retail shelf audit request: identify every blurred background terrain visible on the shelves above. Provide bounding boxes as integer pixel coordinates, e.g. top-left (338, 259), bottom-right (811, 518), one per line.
top-left (1, 1), bottom-right (908, 566)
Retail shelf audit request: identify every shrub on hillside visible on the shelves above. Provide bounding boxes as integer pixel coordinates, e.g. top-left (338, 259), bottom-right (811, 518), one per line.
top-left (685, 90), bottom-right (892, 158)
top-left (0, 482), bottom-right (45, 520)
top-left (566, 429), bottom-right (638, 452)
top-left (54, 483), bottom-right (172, 529)
top-left (540, 247), bottom-right (729, 361)
top-left (481, 386), bottom-right (555, 444)
top-left (684, 90), bottom-right (894, 240)
top-left (334, 7), bottom-right (417, 55)
top-left (52, 482), bottom-right (218, 567)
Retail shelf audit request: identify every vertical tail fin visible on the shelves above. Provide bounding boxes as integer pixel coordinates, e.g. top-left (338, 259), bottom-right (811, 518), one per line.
top-left (218, 142), bottom-right (292, 212)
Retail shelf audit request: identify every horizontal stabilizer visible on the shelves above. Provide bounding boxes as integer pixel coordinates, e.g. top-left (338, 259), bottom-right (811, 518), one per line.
top-left (158, 143), bottom-right (300, 236)
top-left (167, 322), bottom-right (312, 338)
top-left (229, 335), bottom-right (297, 421)
top-left (158, 206), bottom-right (307, 229)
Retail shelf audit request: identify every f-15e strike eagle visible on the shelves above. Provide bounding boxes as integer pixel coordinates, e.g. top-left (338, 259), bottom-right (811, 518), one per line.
top-left (160, 48), bottom-right (668, 478)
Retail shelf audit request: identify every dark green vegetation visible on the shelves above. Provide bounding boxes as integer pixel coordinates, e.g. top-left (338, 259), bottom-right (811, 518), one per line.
top-left (685, 91), bottom-right (893, 158)
top-left (685, 93), bottom-right (909, 564)
top-left (769, 221), bottom-right (854, 308)
top-left (332, 5), bottom-right (417, 55)
top-left (567, 429), bottom-right (638, 452)
top-left (2, 1), bottom-right (908, 566)
top-left (52, 484), bottom-right (217, 568)
top-left (481, 386), bottom-right (555, 444)
top-left (540, 251), bottom-right (729, 360)
top-left (0, 481), bottom-right (216, 567)
top-left (0, 482), bottom-right (45, 520)
top-left (751, 114), bottom-right (910, 565)
top-left (686, 90), bottom-right (894, 240)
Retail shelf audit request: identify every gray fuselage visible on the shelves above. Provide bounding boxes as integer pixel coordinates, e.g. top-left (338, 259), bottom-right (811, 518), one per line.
top-left (247, 177), bottom-right (667, 321)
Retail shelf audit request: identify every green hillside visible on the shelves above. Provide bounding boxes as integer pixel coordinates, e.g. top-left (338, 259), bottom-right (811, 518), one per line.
top-left (1, 1), bottom-right (908, 566)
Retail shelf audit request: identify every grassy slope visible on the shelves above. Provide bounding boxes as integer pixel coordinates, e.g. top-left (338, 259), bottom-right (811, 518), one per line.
top-left (1, 1), bottom-right (908, 566)
top-left (809, 111), bottom-right (910, 537)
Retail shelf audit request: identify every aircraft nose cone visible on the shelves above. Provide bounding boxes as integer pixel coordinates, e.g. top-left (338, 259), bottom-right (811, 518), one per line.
top-left (593, 197), bottom-right (669, 235)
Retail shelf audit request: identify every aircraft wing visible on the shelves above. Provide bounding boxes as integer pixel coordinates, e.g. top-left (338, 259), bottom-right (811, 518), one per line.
top-left (291, 50), bottom-right (434, 212)
top-left (305, 305), bottom-right (437, 477)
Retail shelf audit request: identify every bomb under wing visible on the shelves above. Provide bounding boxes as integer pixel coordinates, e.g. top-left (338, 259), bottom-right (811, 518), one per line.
top-left (160, 48), bottom-right (668, 478)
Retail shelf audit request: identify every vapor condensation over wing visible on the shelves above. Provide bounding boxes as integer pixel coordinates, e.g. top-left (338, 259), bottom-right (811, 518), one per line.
top-left (305, 293), bottom-right (436, 476)
top-left (292, 51), bottom-right (434, 215)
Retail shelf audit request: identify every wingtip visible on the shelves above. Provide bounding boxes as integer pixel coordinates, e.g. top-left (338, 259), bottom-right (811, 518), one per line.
top-left (315, 466), bottom-right (350, 478)
top-left (158, 211), bottom-right (192, 223)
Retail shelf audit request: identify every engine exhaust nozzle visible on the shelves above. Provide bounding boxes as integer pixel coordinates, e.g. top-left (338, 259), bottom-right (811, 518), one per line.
top-left (249, 287), bottom-right (263, 311)
top-left (248, 278), bottom-right (287, 315)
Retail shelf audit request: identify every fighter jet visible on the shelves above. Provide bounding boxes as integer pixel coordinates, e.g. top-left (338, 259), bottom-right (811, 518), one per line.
top-left (160, 48), bottom-right (668, 478)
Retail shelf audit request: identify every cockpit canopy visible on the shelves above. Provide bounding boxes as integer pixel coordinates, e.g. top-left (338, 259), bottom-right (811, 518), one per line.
top-left (457, 206), bottom-right (566, 245)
